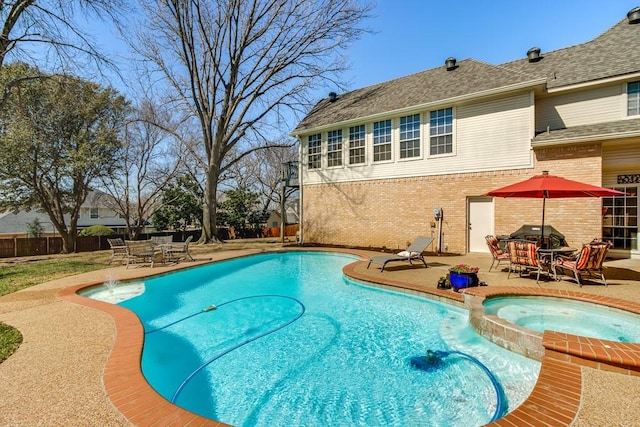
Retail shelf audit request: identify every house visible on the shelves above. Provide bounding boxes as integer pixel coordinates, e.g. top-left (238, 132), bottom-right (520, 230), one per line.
top-left (292, 7), bottom-right (640, 259)
top-left (266, 206), bottom-right (299, 229)
top-left (0, 189), bottom-right (129, 237)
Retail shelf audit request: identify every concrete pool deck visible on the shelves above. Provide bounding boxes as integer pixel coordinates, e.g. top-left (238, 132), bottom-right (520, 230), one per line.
top-left (0, 246), bottom-right (639, 426)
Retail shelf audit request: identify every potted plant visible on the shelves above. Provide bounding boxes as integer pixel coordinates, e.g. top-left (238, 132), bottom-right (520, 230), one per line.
top-left (448, 264), bottom-right (479, 291)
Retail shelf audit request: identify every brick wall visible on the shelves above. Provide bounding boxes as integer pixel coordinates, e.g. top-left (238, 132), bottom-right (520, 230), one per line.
top-left (302, 144), bottom-right (604, 253)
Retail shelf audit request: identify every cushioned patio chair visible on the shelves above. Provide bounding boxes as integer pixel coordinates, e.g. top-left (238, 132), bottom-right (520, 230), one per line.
top-left (164, 235), bottom-right (194, 263)
top-left (367, 236), bottom-right (434, 272)
top-left (107, 237), bottom-right (128, 265)
top-left (485, 235), bottom-right (509, 272)
top-left (507, 240), bottom-right (548, 283)
top-left (554, 240), bottom-right (613, 287)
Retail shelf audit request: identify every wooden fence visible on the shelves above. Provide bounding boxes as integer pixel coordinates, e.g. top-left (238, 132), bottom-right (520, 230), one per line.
top-left (0, 231), bottom-right (201, 259)
top-left (262, 224), bottom-right (299, 238)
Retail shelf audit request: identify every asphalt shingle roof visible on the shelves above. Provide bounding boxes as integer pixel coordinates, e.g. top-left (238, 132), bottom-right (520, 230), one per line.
top-left (501, 17), bottom-right (640, 89)
top-left (294, 14), bottom-right (640, 134)
top-left (532, 118), bottom-right (640, 144)
top-left (293, 59), bottom-right (540, 132)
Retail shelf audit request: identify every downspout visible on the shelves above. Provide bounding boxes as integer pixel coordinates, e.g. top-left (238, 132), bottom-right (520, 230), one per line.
top-left (296, 136), bottom-right (303, 245)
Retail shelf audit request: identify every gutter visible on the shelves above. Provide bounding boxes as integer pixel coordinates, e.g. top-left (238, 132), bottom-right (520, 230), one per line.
top-left (293, 78), bottom-right (547, 136)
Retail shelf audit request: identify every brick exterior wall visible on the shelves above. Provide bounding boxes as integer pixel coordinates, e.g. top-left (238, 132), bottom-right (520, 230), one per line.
top-left (302, 143), bottom-right (604, 253)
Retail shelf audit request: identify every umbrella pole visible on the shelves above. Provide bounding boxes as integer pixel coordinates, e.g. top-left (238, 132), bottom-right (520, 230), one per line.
top-left (540, 197), bottom-right (546, 248)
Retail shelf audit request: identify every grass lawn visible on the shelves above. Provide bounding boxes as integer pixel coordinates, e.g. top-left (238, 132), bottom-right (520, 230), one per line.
top-left (0, 251), bottom-right (111, 363)
top-left (0, 252), bottom-right (110, 297)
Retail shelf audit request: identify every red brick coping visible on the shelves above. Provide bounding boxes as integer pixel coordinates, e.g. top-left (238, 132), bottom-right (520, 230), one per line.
top-left (343, 261), bottom-right (640, 426)
top-left (57, 252), bottom-right (640, 426)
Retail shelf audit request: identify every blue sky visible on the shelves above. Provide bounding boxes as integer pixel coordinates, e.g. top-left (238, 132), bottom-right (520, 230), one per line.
top-left (340, 0), bottom-right (639, 90)
top-left (88, 1), bottom-right (639, 98)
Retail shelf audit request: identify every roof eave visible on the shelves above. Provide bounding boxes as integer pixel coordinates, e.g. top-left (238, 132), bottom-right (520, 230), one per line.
top-left (532, 130), bottom-right (640, 147)
top-left (546, 71), bottom-right (640, 93)
top-left (293, 78), bottom-right (546, 136)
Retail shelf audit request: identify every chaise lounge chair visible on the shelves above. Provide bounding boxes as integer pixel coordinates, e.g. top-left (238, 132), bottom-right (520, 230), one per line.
top-left (367, 236), bottom-right (434, 272)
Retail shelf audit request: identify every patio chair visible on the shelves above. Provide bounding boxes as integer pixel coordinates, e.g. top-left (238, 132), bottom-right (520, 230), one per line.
top-left (164, 235), bottom-right (194, 263)
top-left (507, 240), bottom-right (548, 283)
top-left (367, 236), bottom-right (434, 272)
top-left (485, 235), bottom-right (509, 272)
top-left (553, 240), bottom-right (613, 287)
top-left (107, 238), bottom-right (128, 265)
top-left (125, 240), bottom-right (156, 268)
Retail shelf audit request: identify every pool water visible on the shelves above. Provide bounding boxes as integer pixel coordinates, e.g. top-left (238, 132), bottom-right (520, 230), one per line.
top-left (91, 252), bottom-right (540, 426)
top-left (484, 296), bottom-right (640, 343)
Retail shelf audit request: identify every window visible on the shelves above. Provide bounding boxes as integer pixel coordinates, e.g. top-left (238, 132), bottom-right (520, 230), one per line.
top-left (349, 125), bottom-right (365, 165)
top-left (373, 119), bottom-right (392, 162)
top-left (399, 114), bottom-right (420, 158)
top-left (90, 208), bottom-right (99, 219)
top-left (327, 130), bottom-right (343, 167)
top-left (602, 186), bottom-right (638, 250)
top-left (307, 134), bottom-right (321, 169)
top-left (628, 81), bottom-right (640, 116)
top-left (430, 107), bottom-right (453, 155)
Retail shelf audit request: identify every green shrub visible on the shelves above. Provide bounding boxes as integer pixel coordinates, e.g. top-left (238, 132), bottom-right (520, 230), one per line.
top-left (78, 225), bottom-right (115, 236)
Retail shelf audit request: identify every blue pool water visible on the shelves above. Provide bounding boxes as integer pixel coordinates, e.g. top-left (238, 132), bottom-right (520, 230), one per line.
top-left (484, 296), bottom-right (640, 343)
top-left (85, 252), bottom-right (539, 426)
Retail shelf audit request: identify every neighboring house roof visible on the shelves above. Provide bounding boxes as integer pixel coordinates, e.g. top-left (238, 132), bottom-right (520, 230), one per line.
top-left (82, 189), bottom-right (115, 208)
top-left (501, 17), bottom-right (640, 90)
top-left (294, 13), bottom-right (640, 134)
top-left (532, 117), bottom-right (640, 146)
top-left (293, 59), bottom-right (543, 133)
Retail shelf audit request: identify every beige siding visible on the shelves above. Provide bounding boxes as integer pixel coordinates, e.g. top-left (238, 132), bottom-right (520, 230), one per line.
top-left (536, 84), bottom-right (623, 132)
top-left (302, 93), bottom-right (534, 185)
top-left (456, 94), bottom-right (533, 170)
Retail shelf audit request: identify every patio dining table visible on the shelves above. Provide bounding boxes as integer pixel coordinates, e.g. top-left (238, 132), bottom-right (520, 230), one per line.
top-left (537, 246), bottom-right (577, 279)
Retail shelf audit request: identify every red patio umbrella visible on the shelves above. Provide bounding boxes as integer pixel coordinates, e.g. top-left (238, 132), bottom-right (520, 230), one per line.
top-left (485, 171), bottom-right (625, 246)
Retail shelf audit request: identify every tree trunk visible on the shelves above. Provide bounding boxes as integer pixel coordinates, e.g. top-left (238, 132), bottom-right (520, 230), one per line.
top-left (200, 164), bottom-right (221, 243)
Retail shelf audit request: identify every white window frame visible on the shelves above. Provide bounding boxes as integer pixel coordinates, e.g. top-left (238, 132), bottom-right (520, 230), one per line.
top-left (348, 124), bottom-right (366, 165)
top-left (399, 113), bottom-right (421, 159)
top-left (307, 134), bottom-right (322, 169)
top-left (373, 119), bottom-right (392, 162)
top-left (90, 208), bottom-right (99, 219)
top-left (429, 107), bottom-right (453, 156)
top-left (327, 129), bottom-right (343, 168)
top-left (628, 81), bottom-right (640, 116)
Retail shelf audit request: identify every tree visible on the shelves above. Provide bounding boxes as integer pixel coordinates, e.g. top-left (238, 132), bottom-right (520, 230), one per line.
top-left (152, 174), bottom-right (203, 233)
top-left (99, 98), bottom-right (183, 240)
top-left (0, 1), bottom-right (126, 106)
top-left (0, 63), bottom-right (129, 253)
top-left (25, 218), bottom-right (43, 238)
top-left (218, 187), bottom-right (260, 238)
top-left (132, 0), bottom-right (372, 243)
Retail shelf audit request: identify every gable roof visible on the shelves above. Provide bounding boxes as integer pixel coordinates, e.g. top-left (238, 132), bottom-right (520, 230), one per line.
top-left (294, 11), bottom-right (640, 134)
top-left (501, 17), bottom-right (640, 90)
top-left (293, 59), bottom-right (542, 133)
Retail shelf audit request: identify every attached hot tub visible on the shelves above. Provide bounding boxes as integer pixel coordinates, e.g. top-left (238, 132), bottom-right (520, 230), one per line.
top-left (483, 295), bottom-right (640, 343)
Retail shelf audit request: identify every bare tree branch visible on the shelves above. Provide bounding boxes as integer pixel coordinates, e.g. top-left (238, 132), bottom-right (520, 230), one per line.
top-left (131, 0), bottom-right (373, 243)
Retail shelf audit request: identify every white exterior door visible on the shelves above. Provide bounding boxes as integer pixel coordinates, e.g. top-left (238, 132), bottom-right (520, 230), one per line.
top-left (468, 197), bottom-right (494, 253)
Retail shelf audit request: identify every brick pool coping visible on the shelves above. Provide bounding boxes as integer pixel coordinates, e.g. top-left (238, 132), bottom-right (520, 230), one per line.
top-left (57, 249), bottom-right (640, 426)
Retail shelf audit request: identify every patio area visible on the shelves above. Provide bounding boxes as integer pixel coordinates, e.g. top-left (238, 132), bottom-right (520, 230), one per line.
top-left (0, 246), bottom-right (639, 426)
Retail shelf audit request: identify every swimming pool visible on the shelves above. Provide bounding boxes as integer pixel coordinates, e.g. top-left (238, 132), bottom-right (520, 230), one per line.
top-left (484, 296), bottom-right (640, 343)
top-left (85, 252), bottom-right (539, 426)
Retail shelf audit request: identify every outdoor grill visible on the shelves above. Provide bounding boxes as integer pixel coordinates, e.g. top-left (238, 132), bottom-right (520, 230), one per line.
top-left (509, 224), bottom-right (567, 249)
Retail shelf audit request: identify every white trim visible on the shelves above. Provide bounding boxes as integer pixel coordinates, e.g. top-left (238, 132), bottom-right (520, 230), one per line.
top-left (546, 72), bottom-right (640, 94)
top-left (296, 79), bottom-right (546, 135)
top-left (532, 129), bottom-right (640, 147)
